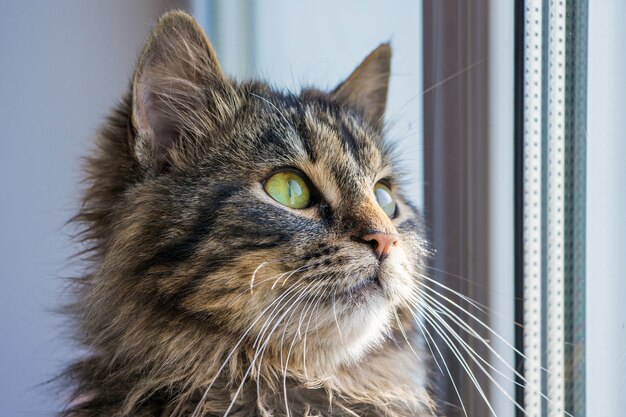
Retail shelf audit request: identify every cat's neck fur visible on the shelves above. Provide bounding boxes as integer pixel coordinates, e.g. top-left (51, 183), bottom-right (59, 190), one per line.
top-left (68, 297), bottom-right (432, 416)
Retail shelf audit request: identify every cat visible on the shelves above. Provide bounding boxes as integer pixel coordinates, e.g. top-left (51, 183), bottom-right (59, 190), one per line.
top-left (62, 10), bottom-right (438, 417)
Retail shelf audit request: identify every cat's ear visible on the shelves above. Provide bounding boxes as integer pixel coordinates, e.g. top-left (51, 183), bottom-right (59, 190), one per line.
top-left (331, 44), bottom-right (391, 129)
top-left (131, 10), bottom-right (236, 168)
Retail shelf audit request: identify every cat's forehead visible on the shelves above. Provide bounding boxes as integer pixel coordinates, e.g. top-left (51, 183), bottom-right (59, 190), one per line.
top-left (248, 89), bottom-right (392, 183)
top-left (258, 95), bottom-right (394, 209)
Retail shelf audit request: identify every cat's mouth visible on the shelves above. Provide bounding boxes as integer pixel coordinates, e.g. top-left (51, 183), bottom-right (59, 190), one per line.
top-left (342, 274), bottom-right (382, 298)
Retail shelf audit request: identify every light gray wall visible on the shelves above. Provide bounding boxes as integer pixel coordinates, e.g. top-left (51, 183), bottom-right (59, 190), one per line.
top-left (587, 1), bottom-right (626, 415)
top-left (0, 2), bottom-right (176, 415)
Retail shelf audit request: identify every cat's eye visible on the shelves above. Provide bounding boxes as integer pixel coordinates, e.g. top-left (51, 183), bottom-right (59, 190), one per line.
top-left (374, 182), bottom-right (397, 218)
top-left (264, 171), bottom-right (311, 209)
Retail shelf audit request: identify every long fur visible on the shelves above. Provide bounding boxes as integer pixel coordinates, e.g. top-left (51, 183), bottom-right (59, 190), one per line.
top-left (61, 11), bottom-right (437, 417)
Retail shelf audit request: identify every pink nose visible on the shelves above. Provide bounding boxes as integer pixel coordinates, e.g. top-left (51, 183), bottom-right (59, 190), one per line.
top-left (361, 233), bottom-right (399, 260)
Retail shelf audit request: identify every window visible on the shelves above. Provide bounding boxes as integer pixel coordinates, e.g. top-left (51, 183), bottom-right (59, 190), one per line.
top-left (520, 1), bottom-right (587, 416)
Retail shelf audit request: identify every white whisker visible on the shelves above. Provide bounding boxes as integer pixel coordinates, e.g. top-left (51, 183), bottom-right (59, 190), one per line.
top-left (405, 301), bottom-right (470, 417)
top-left (411, 302), bottom-right (494, 417)
top-left (191, 277), bottom-right (308, 417)
top-left (414, 298), bottom-right (521, 416)
top-left (331, 288), bottom-right (344, 345)
top-left (224, 281), bottom-right (316, 417)
top-left (393, 310), bottom-right (421, 361)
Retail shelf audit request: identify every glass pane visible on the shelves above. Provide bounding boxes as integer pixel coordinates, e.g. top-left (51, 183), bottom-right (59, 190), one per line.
top-left (521, 1), bottom-right (587, 416)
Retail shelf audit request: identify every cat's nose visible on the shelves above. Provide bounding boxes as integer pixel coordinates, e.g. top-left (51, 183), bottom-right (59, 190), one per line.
top-left (361, 232), bottom-right (399, 261)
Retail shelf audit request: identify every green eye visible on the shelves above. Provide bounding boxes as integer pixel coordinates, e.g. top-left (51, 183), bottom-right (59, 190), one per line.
top-left (264, 171), bottom-right (311, 209)
top-left (374, 182), bottom-right (397, 218)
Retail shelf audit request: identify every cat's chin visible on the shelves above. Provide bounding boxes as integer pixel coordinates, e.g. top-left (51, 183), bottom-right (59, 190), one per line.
top-left (325, 266), bottom-right (418, 369)
top-left (335, 295), bottom-right (393, 361)
top-left (315, 257), bottom-right (417, 369)
top-left (308, 293), bottom-right (394, 375)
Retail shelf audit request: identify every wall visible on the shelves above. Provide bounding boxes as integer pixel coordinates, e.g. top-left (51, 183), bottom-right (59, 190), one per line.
top-left (587, 1), bottom-right (626, 415)
top-left (0, 2), bottom-right (175, 415)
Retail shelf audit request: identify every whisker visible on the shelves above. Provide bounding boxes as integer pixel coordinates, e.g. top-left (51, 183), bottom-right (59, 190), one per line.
top-left (250, 258), bottom-right (289, 293)
top-left (301, 287), bottom-right (326, 381)
top-left (410, 302), bottom-right (495, 417)
top-left (393, 310), bottom-right (421, 361)
top-left (227, 265), bottom-right (310, 306)
top-left (417, 272), bottom-right (486, 312)
top-left (190, 277), bottom-right (308, 417)
top-left (259, 280), bottom-right (326, 401)
top-left (253, 280), bottom-right (322, 383)
top-left (278, 280), bottom-right (320, 371)
top-left (296, 283), bottom-right (325, 338)
top-left (271, 264), bottom-right (311, 290)
top-left (414, 298), bottom-right (522, 416)
top-left (414, 286), bottom-right (525, 379)
top-left (415, 279), bottom-right (542, 371)
top-left (420, 268), bottom-right (526, 328)
top-left (279, 282), bottom-right (322, 417)
top-left (423, 58), bottom-right (487, 95)
top-left (223, 281), bottom-right (315, 417)
top-left (252, 281), bottom-right (312, 351)
top-left (406, 305), bottom-right (445, 376)
top-left (331, 288), bottom-right (344, 345)
top-left (384, 57), bottom-right (488, 129)
top-left (410, 288), bottom-right (573, 417)
top-left (404, 301), bottom-right (469, 417)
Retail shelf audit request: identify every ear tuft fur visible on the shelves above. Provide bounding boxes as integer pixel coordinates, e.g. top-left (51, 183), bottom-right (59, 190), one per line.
top-left (131, 10), bottom-right (236, 169)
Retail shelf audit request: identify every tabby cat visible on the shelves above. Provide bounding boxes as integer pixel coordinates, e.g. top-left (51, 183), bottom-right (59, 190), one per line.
top-left (63, 10), bottom-right (438, 417)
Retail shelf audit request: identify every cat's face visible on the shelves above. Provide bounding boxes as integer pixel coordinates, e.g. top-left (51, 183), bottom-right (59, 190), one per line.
top-left (105, 12), bottom-right (426, 378)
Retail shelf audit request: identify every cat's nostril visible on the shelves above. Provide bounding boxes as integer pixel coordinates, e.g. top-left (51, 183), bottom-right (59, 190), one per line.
top-left (360, 233), bottom-right (398, 261)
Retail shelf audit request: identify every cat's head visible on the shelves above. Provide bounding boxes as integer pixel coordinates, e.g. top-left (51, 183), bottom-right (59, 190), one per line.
top-left (81, 11), bottom-right (427, 381)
